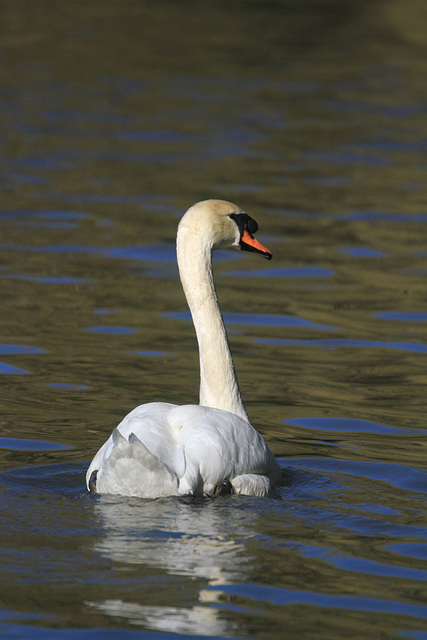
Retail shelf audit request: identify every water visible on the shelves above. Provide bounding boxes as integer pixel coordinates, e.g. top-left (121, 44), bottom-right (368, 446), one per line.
top-left (1, 1), bottom-right (427, 638)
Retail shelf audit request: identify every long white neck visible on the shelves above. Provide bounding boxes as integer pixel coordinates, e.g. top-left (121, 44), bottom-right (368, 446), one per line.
top-left (176, 224), bottom-right (248, 422)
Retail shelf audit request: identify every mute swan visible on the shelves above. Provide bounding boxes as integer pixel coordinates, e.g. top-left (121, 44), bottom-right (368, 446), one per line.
top-left (86, 199), bottom-right (282, 498)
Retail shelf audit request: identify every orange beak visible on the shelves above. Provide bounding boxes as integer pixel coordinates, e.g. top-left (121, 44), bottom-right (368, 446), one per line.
top-left (241, 228), bottom-right (273, 260)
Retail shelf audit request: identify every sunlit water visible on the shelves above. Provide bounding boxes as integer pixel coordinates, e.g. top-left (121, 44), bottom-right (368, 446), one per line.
top-left (1, 1), bottom-right (427, 639)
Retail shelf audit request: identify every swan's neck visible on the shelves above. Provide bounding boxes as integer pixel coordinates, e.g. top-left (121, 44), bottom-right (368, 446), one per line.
top-left (176, 227), bottom-right (248, 421)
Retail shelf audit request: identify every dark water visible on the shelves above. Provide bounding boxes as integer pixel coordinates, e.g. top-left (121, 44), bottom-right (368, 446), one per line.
top-left (1, 1), bottom-right (427, 638)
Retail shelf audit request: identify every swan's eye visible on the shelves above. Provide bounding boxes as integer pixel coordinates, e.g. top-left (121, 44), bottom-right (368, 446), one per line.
top-left (246, 217), bottom-right (258, 236)
top-left (229, 213), bottom-right (259, 237)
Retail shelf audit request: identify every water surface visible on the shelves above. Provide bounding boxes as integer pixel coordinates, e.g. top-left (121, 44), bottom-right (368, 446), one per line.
top-left (1, 1), bottom-right (427, 639)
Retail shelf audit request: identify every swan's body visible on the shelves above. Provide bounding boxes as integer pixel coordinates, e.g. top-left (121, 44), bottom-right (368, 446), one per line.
top-left (87, 199), bottom-right (282, 498)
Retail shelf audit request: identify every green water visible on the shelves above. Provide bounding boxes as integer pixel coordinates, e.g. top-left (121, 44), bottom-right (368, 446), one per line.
top-left (0, 1), bottom-right (427, 638)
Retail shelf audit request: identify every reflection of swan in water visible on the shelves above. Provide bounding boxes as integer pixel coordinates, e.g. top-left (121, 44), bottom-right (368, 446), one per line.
top-left (87, 200), bottom-right (281, 499)
top-left (87, 598), bottom-right (237, 637)
top-left (92, 495), bottom-right (255, 580)
top-left (86, 494), bottom-right (259, 636)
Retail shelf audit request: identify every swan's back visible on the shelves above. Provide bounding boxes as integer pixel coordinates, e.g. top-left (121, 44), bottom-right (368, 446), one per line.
top-left (86, 402), bottom-right (280, 498)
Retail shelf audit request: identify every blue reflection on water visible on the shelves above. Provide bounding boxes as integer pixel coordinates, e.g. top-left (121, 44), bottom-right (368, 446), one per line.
top-left (3, 173), bottom-right (51, 186)
top-left (289, 458), bottom-right (427, 494)
top-left (307, 151), bottom-right (390, 166)
top-left (0, 623), bottom-right (152, 640)
top-left (210, 583), bottom-right (427, 619)
top-left (0, 344), bottom-right (44, 355)
top-left (94, 309), bottom-right (118, 315)
top-left (115, 130), bottom-right (188, 143)
top-left (300, 545), bottom-right (427, 581)
top-left (106, 245), bottom-right (176, 262)
top-left (0, 242), bottom-right (178, 264)
top-left (256, 338), bottom-right (427, 353)
top-left (0, 344), bottom-right (44, 375)
top-left (387, 543), bottom-right (427, 561)
top-left (339, 211), bottom-right (427, 223)
top-left (0, 362), bottom-right (28, 374)
top-left (165, 311), bottom-right (338, 332)
top-left (47, 383), bottom-right (88, 390)
top-left (340, 246), bottom-right (387, 258)
top-left (374, 312), bottom-right (427, 322)
top-left (353, 138), bottom-right (427, 152)
top-left (0, 438), bottom-right (69, 451)
top-left (85, 326), bottom-right (138, 335)
top-left (4, 274), bottom-right (87, 285)
top-left (304, 176), bottom-right (351, 186)
top-left (19, 155), bottom-right (81, 171)
top-left (285, 417), bottom-right (423, 435)
top-left (1, 462), bottom-right (86, 494)
top-left (0, 210), bottom-right (87, 223)
top-left (131, 350), bottom-right (174, 357)
top-left (225, 266), bottom-right (335, 278)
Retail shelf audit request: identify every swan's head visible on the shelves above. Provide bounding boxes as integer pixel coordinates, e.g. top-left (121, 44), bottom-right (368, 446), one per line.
top-left (179, 199), bottom-right (273, 260)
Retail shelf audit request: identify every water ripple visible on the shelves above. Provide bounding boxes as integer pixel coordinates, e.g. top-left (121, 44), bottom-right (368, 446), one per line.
top-left (285, 417), bottom-right (425, 435)
top-left (165, 311), bottom-right (338, 332)
top-left (0, 438), bottom-right (69, 451)
top-left (340, 246), bottom-right (387, 258)
top-left (211, 583), bottom-right (427, 620)
top-left (84, 326), bottom-right (138, 335)
top-left (289, 458), bottom-right (427, 494)
top-left (374, 312), bottom-right (427, 322)
top-left (225, 266), bottom-right (335, 278)
top-left (256, 338), bottom-right (427, 353)
top-left (0, 344), bottom-right (44, 355)
top-left (0, 362), bottom-right (28, 375)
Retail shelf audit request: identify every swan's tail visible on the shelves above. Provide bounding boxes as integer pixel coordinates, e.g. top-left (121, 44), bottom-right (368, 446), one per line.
top-left (94, 428), bottom-right (180, 498)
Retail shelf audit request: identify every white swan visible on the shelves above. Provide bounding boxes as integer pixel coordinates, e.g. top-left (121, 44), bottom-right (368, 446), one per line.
top-left (86, 199), bottom-right (282, 498)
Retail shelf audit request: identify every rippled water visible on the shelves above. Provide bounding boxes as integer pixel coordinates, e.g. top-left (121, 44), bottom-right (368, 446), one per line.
top-left (1, 1), bottom-right (427, 638)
